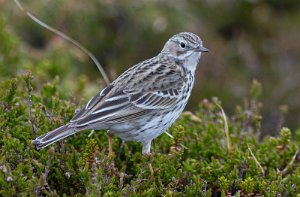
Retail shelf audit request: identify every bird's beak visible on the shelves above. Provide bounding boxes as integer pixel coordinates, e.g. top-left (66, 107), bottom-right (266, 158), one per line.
top-left (194, 46), bottom-right (209, 52)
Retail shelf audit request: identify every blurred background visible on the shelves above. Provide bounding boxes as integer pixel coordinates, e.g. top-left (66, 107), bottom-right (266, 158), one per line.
top-left (1, 0), bottom-right (300, 135)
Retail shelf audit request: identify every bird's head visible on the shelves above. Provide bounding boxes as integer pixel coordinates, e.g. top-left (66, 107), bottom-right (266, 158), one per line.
top-left (161, 32), bottom-right (208, 65)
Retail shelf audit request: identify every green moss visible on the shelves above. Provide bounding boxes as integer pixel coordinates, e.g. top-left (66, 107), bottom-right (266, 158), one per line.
top-left (0, 74), bottom-right (299, 196)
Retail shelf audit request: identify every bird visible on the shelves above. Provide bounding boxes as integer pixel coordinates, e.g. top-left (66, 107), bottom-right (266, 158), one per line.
top-left (32, 32), bottom-right (208, 154)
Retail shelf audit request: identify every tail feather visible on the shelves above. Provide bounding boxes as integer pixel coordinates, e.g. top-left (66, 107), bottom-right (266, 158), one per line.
top-left (32, 124), bottom-right (76, 150)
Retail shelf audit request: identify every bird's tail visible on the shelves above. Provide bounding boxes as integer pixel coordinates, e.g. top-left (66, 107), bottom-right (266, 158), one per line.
top-left (32, 124), bottom-right (77, 150)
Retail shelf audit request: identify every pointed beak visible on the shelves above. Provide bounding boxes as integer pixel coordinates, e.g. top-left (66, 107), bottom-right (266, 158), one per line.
top-left (194, 46), bottom-right (209, 52)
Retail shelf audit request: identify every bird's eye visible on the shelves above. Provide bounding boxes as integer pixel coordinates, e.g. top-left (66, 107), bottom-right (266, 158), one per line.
top-left (180, 42), bottom-right (186, 48)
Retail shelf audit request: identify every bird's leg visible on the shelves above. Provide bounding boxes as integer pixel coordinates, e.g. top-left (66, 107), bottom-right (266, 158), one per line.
top-left (142, 140), bottom-right (152, 155)
top-left (118, 140), bottom-right (125, 158)
top-left (142, 140), bottom-right (154, 176)
top-left (108, 133), bottom-right (114, 155)
top-left (119, 140), bottom-right (125, 152)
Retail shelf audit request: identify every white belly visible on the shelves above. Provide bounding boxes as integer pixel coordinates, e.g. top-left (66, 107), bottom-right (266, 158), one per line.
top-left (114, 97), bottom-right (188, 143)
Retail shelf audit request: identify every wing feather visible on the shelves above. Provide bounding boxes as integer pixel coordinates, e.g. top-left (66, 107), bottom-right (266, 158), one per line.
top-left (69, 55), bottom-right (187, 129)
top-left (124, 59), bottom-right (187, 110)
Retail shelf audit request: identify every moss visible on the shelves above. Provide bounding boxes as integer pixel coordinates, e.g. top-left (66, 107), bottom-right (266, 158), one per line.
top-left (0, 74), bottom-right (299, 196)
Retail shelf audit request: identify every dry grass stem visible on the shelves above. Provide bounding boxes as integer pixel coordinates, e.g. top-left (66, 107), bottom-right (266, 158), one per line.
top-left (279, 149), bottom-right (299, 176)
top-left (247, 144), bottom-right (265, 176)
top-left (215, 102), bottom-right (232, 158)
top-left (13, 0), bottom-right (110, 85)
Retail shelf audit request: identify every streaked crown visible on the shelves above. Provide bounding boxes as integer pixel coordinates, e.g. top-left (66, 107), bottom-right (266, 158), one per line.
top-left (161, 32), bottom-right (208, 59)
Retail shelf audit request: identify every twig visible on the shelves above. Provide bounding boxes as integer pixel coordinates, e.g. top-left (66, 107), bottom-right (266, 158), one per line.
top-left (24, 73), bottom-right (37, 134)
top-left (215, 102), bottom-right (232, 157)
top-left (13, 0), bottom-right (110, 86)
top-left (247, 144), bottom-right (265, 176)
top-left (119, 172), bottom-right (124, 189)
top-left (148, 163), bottom-right (154, 176)
top-left (42, 153), bottom-right (54, 195)
top-left (27, 85), bottom-right (35, 134)
top-left (279, 149), bottom-right (299, 176)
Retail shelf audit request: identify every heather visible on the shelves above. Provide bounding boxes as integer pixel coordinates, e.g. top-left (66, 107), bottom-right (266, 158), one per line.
top-left (1, 0), bottom-right (300, 196)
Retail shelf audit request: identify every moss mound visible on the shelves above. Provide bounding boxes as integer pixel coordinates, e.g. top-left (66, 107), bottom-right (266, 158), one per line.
top-left (0, 75), bottom-right (299, 196)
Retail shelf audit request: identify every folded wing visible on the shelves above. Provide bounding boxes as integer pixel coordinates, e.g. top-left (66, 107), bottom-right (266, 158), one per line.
top-left (69, 58), bottom-right (186, 128)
